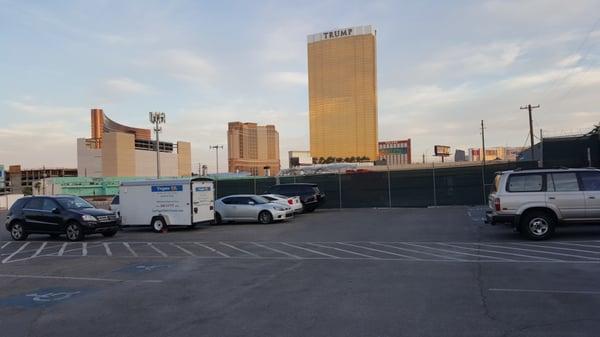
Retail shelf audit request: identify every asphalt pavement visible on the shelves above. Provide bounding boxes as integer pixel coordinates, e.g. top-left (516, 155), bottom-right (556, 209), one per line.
top-left (1, 207), bottom-right (600, 337)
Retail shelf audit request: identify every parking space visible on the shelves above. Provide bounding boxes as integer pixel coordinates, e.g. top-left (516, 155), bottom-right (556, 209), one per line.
top-left (2, 207), bottom-right (600, 337)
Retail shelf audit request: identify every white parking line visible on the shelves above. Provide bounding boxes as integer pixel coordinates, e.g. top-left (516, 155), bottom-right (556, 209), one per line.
top-left (0, 273), bottom-right (162, 283)
top-left (438, 243), bottom-right (562, 262)
top-left (512, 242), bottom-right (600, 255)
top-left (2, 242), bottom-right (29, 264)
top-left (219, 242), bottom-right (256, 257)
top-left (171, 243), bottom-right (196, 257)
top-left (489, 288), bottom-right (600, 295)
top-left (103, 243), bottom-right (112, 256)
top-left (147, 243), bottom-right (168, 257)
top-left (1, 242), bottom-right (11, 249)
top-left (253, 242), bottom-right (301, 259)
top-left (31, 242), bottom-right (47, 258)
top-left (337, 242), bottom-right (420, 260)
top-left (555, 242), bottom-right (600, 250)
top-left (196, 243), bottom-right (230, 257)
top-left (370, 242), bottom-right (467, 261)
top-left (82, 242), bottom-right (88, 256)
top-left (401, 242), bottom-right (515, 262)
top-left (58, 243), bottom-right (67, 256)
top-left (307, 242), bottom-right (379, 259)
top-left (280, 242), bottom-right (340, 259)
top-left (478, 243), bottom-right (600, 261)
top-left (123, 242), bottom-right (138, 257)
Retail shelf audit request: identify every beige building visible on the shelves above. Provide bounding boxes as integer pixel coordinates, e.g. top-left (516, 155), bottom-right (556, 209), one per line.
top-left (77, 109), bottom-right (191, 177)
top-left (228, 122), bottom-right (280, 176)
top-left (469, 146), bottom-right (526, 162)
top-left (307, 25), bottom-right (378, 160)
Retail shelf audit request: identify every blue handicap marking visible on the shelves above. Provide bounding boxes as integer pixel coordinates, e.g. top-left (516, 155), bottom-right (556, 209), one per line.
top-left (115, 262), bottom-right (173, 274)
top-left (0, 287), bottom-right (86, 308)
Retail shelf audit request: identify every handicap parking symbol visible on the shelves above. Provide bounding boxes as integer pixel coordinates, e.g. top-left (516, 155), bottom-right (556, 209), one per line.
top-left (0, 288), bottom-right (85, 308)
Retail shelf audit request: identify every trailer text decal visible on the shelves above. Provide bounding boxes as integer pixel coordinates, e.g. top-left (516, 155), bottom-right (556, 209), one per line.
top-left (151, 185), bottom-right (183, 192)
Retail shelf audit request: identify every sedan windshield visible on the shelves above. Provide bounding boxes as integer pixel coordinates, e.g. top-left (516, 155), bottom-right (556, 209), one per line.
top-left (251, 196), bottom-right (270, 204)
top-left (56, 197), bottom-right (95, 209)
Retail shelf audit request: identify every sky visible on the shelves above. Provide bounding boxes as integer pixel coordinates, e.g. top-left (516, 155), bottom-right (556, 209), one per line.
top-left (1, 0), bottom-right (599, 172)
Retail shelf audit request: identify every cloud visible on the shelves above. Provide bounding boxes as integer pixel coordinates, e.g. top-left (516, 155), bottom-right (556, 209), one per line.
top-left (421, 42), bottom-right (521, 77)
top-left (139, 49), bottom-right (216, 85)
top-left (5, 100), bottom-right (83, 117)
top-left (557, 54), bottom-right (582, 67)
top-left (265, 71), bottom-right (308, 86)
top-left (104, 77), bottom-right (150, 94)
top-left (380, 84), bottom-right (474, 111)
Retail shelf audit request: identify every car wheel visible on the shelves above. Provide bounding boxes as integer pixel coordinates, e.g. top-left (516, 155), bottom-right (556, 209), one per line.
top-left (65, 222), bottom-right (84, 241)
top-left (258, 211), bottom-right (273, 224)
top-left (151, 217), bottom-right (166, 233)
top-left (520, 211), bottom-right (555, 240)
top-left (214, 213), bottom-right (222, 225)
top-left (10, 222), bottom-right (28, 241)
top-left (102, 230), bottom-right (117, 237)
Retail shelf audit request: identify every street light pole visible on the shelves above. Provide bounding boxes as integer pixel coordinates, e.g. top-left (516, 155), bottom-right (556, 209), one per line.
top-left (209, 145), bottom-right (224, 174)
top-left (520, 104), bottom-right (540, 160)
top-left (149, 112), bottom-right (166, 179)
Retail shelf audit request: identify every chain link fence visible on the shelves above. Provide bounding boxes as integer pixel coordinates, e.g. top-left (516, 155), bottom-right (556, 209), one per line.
top-left (214, 161), bottom-right (538, 208)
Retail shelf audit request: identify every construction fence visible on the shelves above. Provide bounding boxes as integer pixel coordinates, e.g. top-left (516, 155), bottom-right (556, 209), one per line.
top-left (215, 161), bottom-right (538, 208)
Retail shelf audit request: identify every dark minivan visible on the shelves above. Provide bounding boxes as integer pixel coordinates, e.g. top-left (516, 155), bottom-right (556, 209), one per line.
top-left (265, 183), bottom-right (326, 212)
top-left (5, 195), bottom-right (119, 241)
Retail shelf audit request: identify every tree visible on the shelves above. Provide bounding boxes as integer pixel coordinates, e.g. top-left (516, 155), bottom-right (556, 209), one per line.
top-left (23, 187), bottom-right (33, 196)
top-left (325, 157), bottom-right (335, 164)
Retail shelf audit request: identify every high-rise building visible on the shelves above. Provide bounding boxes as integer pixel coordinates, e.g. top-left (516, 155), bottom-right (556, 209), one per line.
top-left (307, 25), bottom-right (378, 161)
top-left (228, 122), bottom-right (280, 176)
top-left (78, 108), bottom-right (191, 177)
top-left (378, 139), bottom-right (411, 166)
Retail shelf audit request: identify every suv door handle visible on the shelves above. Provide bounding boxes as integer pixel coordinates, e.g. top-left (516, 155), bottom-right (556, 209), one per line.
top-left (589, 196), bottom-right (596, 199)
top-left (548, 197), bottom-right (556, 200)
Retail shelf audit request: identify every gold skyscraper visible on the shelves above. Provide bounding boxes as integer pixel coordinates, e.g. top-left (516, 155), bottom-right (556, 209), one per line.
top-left (307, 25), bottom-right (378, 160)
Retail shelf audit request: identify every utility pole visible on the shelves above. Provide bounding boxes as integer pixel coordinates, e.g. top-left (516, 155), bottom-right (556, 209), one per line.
top-left (149, 112), bottom-right (166, 179)
top-left (520, 104), bottom-right (540, 160)
top-left (481, 120), bottom-right (487, 205)
top-left (209, 145), bottom-right (224, 174)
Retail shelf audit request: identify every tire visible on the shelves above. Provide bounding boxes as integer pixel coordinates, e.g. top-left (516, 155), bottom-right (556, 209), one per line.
top-left (102, 230), bottom-right (117, 237)
top-left (65, 222), bottom-right (84, 242)
top-left (151, 217), bottom-right (166, 233)
top-left (10, 222), bottom-right (28, 241)
top-left (520, 210), bottom-right (555, 240)
top-left (214, 213), bottom-right (222, 225)
top-left (258, 211), bottom-right (273, 224)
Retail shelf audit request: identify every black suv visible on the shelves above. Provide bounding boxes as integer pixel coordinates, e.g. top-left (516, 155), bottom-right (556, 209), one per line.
top-left (5, 195), bottom-right (119, 241)
top-left (265, 183), bottom-right (326, 212)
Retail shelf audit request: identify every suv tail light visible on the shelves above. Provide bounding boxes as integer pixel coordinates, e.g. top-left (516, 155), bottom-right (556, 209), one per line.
top-left (287, 199), bottom-right (293, 205)
top-left (494, 198), bottom-right (501, 211)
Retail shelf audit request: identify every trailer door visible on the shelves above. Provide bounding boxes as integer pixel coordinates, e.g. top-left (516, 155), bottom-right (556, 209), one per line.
top-left (192, 181), bottom-right (214, 223)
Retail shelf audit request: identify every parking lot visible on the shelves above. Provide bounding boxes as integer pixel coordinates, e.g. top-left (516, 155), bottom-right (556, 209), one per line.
top-left (2, 207), bottom-right (600, 337)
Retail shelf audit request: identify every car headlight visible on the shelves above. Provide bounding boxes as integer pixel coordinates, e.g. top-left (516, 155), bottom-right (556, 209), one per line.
top-left (82, 215), bottom-right (97, 222)
top-left (273, 206), bottom-right (286, 211)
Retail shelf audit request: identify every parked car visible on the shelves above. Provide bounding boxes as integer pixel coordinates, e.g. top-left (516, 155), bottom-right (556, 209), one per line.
top-left (486, 168), bottom-right (600, 240)
top-left (261, 194), bottom-right (303, 213)
top-left (264, 183), bottom-right (326, 212)
top-left (110, 195), bottom-right (120, 217)
top-left (5, 195), bottom-right (120, 241)
top-left (214, 195), bottom-right (293, 224)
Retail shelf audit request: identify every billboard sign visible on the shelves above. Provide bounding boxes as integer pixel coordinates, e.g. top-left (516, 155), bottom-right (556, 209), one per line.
top-left (434, 145), bottom-right (451, 157)
top-left (0, 165), bottom-right (4, 189)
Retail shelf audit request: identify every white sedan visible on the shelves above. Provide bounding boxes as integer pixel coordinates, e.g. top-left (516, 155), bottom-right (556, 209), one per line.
top-left (261, 194), bottom-right (303, 213)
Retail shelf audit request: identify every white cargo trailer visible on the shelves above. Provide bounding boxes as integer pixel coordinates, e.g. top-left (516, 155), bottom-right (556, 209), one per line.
top-left (119, 177), bottom-right (214, 232)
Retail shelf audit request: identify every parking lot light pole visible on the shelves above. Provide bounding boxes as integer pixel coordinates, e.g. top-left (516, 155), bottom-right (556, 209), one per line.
top-left (149, 112), bottom-right (166, 179)
top-left (209, 145), bottom-right (224, 174)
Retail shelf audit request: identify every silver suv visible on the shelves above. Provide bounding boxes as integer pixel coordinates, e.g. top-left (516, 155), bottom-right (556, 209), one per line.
top-left (486, 168), bottom-right (600, 240)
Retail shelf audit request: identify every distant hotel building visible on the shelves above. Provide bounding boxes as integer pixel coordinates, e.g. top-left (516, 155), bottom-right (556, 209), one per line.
top-left (227, 122), bottom-right (280, 176)
top-left (307, 25), bottom-right (378, 161)
top-left (468, 146), bottom-right (526, 162)
top-left (77, 108), bottom-right (191, 177)
top-left (378, 140), bottom-right (411, 166)
top-left (4, 165), bottom-right (77, 194)
top-left (288, 151), bottom-right (313, 168)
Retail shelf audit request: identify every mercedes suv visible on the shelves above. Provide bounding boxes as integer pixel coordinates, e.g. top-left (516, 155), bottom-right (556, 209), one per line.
top-left (486, 168), bottom-right (600, 240)
top-left (5, 195), bottom-right (120, 241)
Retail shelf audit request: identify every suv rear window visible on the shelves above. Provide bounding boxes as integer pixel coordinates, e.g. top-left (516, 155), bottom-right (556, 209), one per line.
top-left (507, 174), bottom-right (543, 192)
top-left (547, 172), bottom-right (580, 192)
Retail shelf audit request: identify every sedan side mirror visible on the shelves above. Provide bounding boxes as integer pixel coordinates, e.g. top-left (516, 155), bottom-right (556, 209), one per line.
top-left (51, 208), bottom-right (60, 214)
